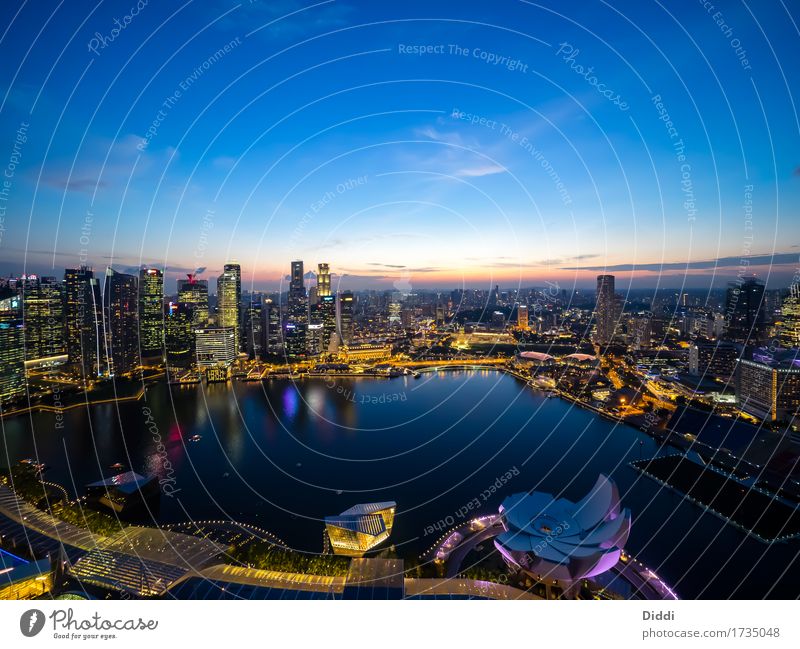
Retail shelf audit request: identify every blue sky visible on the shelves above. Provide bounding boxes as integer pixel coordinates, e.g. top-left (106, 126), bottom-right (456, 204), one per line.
top-left (0, 0), bottom-right (798, 292)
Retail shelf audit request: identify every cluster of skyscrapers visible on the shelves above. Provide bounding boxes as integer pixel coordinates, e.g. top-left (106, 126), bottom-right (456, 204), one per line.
top-left (0, 259), bottom-right (361, 406)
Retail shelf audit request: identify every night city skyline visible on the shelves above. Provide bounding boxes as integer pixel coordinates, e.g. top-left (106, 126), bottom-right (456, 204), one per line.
top-left (3, 0), bottom-right (800, 634)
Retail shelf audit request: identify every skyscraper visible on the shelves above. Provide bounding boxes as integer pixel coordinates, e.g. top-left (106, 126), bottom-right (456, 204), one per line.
top-left (195, 327), bottom-right (236, 367)
top-left (517, 304), bottom-right (529, 331)
top-left (317, 262), bottom-right (331, 297)
top-left (594, 274), bottom-right (616, 345)
top-left (177, 274), bottom-right (209, 327)
top-left (263, 298), bottom-right (281, 355)
top-left (243, 296), bottom-right (263, 360)
top-left (103, 269), bottom-right (139, 376)
top-left (285, 260), bottom-right (307, 358)
top-left (318, 293), bottom-right (337, 351)
top-left (779, 283), bottom-right (800, 349)
top-left (21, 275), bottom-right (65, 361)
top-left (0, 295), bottom-right (25, 407)
top-left (725, 276), bottom-right (766, 343)
top-left (164, 301), bottom-right (194, 369)
top-left (64, 267), bottom-right (104, 378)
top-left (217, 263), bottom-right (242, 351)
top-left (338, 290), bottom-right (355, 345)
top-left (138, 268), bottom-right (164, 359)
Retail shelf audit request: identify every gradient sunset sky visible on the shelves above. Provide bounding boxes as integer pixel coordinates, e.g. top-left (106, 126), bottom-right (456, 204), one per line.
top-left (1, 0), bottom-right (798, 293)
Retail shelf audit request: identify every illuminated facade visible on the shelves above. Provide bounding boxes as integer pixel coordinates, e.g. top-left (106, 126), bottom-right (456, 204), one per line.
top-left (217, 263), bottom-right (241, 351)
top-left (164, 302), bottom-right (194, 368)
top-left (325, 502), bottom-right (396, 557)
top-left (339, 344), bottom-right (391, 363)
top-left (495, 475), bottom-right (631, 583)
top-left (64, 266), bottom-right (104, 378)
top-left (517, 304), bottom-right (529, 331)
top-left (21, 275), bottom-right (65, 361)
top-left (195, 327), bottom-right (236, 367)
top-left (285, 260), bottom-right (307, 358)
top-left (177, 274), bottom-right (209, 327)
top-left (780, 284), bottom-right (800, 348)
top-left (317, 262), bottom-right (331, 297)
top-left (736, 348), bottom-right (800, 422)
top-left (337, 290), bottom-right (354, 345)
top-left (0, 297), bottom-right (26, 406)
top-left (138, 268), bottom-right (164, 358)
top-left (319, 294), bottom-right (337, 351)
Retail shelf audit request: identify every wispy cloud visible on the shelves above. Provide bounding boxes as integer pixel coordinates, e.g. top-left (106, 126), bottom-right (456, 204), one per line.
top-left (562, 252), bottom-right (799, 272)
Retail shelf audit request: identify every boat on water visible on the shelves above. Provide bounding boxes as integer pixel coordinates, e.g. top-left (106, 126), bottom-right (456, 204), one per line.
top-left (189, 434), bottom-right (202, 442)
top-left (109, 462), bottom-right (125, 471)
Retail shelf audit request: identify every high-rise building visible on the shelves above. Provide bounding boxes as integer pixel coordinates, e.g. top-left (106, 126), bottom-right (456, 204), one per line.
top-left (725, 276), bottom-right (766, 343)
top-left (195, 327), bottom-right (236, 367)
top-left (689, 340), bottom-right (740, 382)
top-left (243, 297), bottom-right (263, 360)
top-left (164, 301), bottom-right (194, 368)
top-left (779, 284), bottom-right (800, 349)
top-left (594, 274), bottom-right (616, 345)
top-left (103, 268), bottom-right (139, 376)
top-left (263, 298), bottom-right (281, 355)
top-left (217, 263), bottom-right (241, 351)
top-left (138, 268), bottom-right (164, 359)
top-left (338, 290), bottom-right (354, 345)
top-left (64, 267), bottom-right (104, 378)
top-left (318, 294), bottom-right (336, 351)
top-left (736, 348), bottom-right (800, 422)
top-left (285, 260), bottom-right (307, 358)
top-left (0, 295), bottom-right (26, 407)
top-left (21, 275), bottom-right (64, 361)
top-left (517, 304), bottom-right (529, 331)
top-left (317, 263), bottom-right (331, 297)
top-left (306, 322), bottom-right (324, 356)
top-left (177, 274), bottom-right (209, 327)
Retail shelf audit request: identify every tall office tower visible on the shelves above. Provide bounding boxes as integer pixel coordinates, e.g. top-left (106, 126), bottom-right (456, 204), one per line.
top-left (725, 276), bottom-right (766, 343)
top-left (689, 340), bottom-right (740, 382)
top-left (64, 267), bottom-right (104, 378)
top-left (21, 275), bottom-right (65, 360)
top-left (490, 285), bottom-right (499, 306)
top-left (317, 263), bottom-right (331, 297)
top-left (0, 295), bottom-right (26, 407)
top-left (138, 268), bottom-right (164, 359)
top-left (779, 284), bottom-right (800, 348)
top-left (285, 260), bottom-right (308, 358)
top-left (306, 322), bottom-right (324, 356)
top-left (517, 304), bottom-right (529, 331)
top-left (195, 327), bottom-right (236, 367)
top-left (217, 263), bottom-right (242, 351)
top-left (318, 294), bottom-right (336, 350)
top-left (262, 298), bottom-right (282, 355)
top-left (400, 308), bottom-right (414, 330)
top-left (337, 290), bottom-right (355, 345)
top-left (177, 274), bottom-right (209, 327)
top-left (243, 297), bottom-right (263, 360)
top-left (103, 269), bottom-right (139, 376)
top-left (389, 300), bottom-right (401, 324)
top-left (164, 302), bottom-right (194, 368)
top-left (627, 313), bottom-right (652, 350)
top-left (594, 274), bottom-right (616, 345)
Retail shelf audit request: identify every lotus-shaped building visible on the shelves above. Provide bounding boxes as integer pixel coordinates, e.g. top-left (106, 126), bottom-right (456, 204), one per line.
top-left (494, 475), bottom-right (630, 582)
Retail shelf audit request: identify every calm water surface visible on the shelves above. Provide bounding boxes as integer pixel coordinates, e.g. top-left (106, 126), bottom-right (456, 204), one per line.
top-left (3, 370), bottom-right (798, 598)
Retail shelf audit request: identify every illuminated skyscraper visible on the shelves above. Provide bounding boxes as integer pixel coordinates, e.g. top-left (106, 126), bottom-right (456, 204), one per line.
top-left (64, 267), bottom-right (104, 378)
top-left (317, 262), bottom-right (331, 297)
top-left (103, 269), bottom-right (139, 376)
top-left (594, 274), bottom-right (616, 345)
top-left (517, 304), bottom-right (529, 331)
top-left (263, 298), bottom-right (281, 355)
top-left (0, 295), bottom-right (25, 406)
top-left (243, 297), bottom-right (263, 360)
top-left (285, 260), bottom-right (307, 358)
top-left (177, 274), bottom-right (209, 327)
top-left (138, 268), bottom-right (164, 359)
top-left (319, 294), bottom-right (336, 350)
top-left (195, 327), bottom-right (236, 367)
top-left (779, 284), bottom-right (800, 349)
top-left (21, 275), bottom-right (65, 361)
top-left (217, 263), bottom-right (241, 351)
top-left (164, 302), bottom-right (194, 369)
top-left (338, 290), bottom-right (355, 345)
